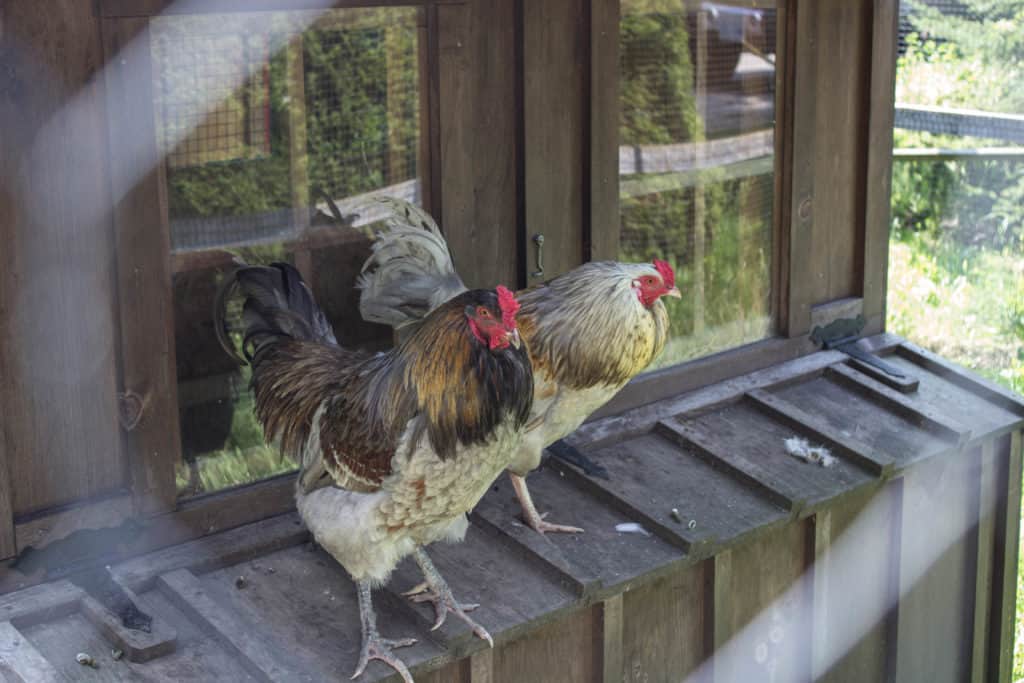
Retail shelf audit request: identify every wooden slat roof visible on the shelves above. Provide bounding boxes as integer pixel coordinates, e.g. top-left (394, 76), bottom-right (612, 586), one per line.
top-left (1, 334), bottom-right (1021, 681)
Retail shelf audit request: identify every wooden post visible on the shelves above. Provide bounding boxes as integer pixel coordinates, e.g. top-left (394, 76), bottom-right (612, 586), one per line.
top-left (692, 9), bottom-right (708, 336)
top-left (600, 594), bottom-right (623, 683)
top-left (809, 509), bottom-right (832, 680)
top-left (285, 32), bottom-right (313, 285)
top-left (992, 430), bottom-right (1022, 682)
top-left (103, 16), bottom-right (179, 516)
top-left (588, 0), bottom-right (620, 262)
top-left (862, 0), bottom-right (900, 335)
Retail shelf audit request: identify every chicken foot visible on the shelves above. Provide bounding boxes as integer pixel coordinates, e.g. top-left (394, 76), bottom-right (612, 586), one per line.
top-left (510, 472), bottom-right (584, 534)
top-left (407, 548), bottom-right (494, 647)
top-left (352, 580), bottom-right (417, 683)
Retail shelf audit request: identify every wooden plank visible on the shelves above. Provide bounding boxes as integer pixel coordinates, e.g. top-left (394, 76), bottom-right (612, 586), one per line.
top-left (80, 592), bottom-right (177, 663)
top-left (587, 0), bottom-right (619, 261)
top-left (844, 357), bottom-right (919, 394)
top-left (0, 1), bottom-right (125, 518)
top-left (199, 544), bottom-right (442, 680)
top-left (554, 431), bottom-right (788, 557)
top-left (0, 581), bottom-right (83, 629)
top-left (15, 494), bottom-right (133, 556)
top-left (584, 340), bottom-right (842, 439)
top-left (621, 563), bottom-right (706, 683)
top-left (810, 510), bottom-right (832, 680)
top-left (523, 0), bottom-right (585, 282)
top-left (991, 431), bottom-right (1022, 682)
top-left (896, 342), bottom-right (1024, 416)
top-left (862, 353), bottom-right (1021, 436)
top-left (0, 621), bottom-right (63, 683)
top-left (657, 418), bottom-right (801, 513)
top-left (862, 0), bottom-right (899, 333)
top-left (894, 452), bottom-right (978, 683)
top-left (708, 550), bottom-right (732, 683)
top-left (600, 594), bottom-right (622, 683)
top-left (826, 363), bottom-right (969, 443)
top-left (468, 649), bottom-right (493, 683)
top-left (437, 0), bottom-right (519, 290)
top-left (783, 0), bottom-right (819, 336)
top-left (471, 466), bottom-right (685, 597)
top-left (970, 440), bottom-right (997, 683)
top-left (768, 373), bottom-right (953, 468)
top-left (158, 568), bottom-right (317, 681)
top-left (112, 510), bottom-right (306, 592)
top-left (492, 605), bottom-right (600, 683)
top-left (670, 401), bottom-right (878, 513)
top-left (746, 388), bottom-right (895, 476)
top-left (385, 523), bottom-right (577, 652)
top-left (102, 16), bottom-right (179, 516)
top-left (818, 0), bottom-right (868, 304)
top-left (284, 34), bottom-right (313, 286)
top-left (710, 521), bottom-right (811, 682)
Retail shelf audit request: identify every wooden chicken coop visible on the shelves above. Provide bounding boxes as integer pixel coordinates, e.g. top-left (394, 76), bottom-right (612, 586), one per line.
top-left (1, 0), bottom-right (1022, 681)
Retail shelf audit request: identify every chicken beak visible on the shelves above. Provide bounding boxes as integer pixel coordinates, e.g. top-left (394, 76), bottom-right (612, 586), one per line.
top-left (666, 286), bottom-right (682, 299)
top-left (508, 328), bottom-right (522, 349)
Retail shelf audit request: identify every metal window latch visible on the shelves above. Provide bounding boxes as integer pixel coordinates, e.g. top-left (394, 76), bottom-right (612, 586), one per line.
top-left (810, 315), bottom-right (907, 379)
top-left (531, 234), bottom-right (545, 278)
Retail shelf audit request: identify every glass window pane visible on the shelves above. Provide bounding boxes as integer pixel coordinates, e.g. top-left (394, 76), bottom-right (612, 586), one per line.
top-left (152, 8), bottom-right (422, 497)
top-left (620, 0), bottom-right (777, 370)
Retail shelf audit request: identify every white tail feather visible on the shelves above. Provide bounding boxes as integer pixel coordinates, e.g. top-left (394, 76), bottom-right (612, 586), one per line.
top-left (357, 197), bottom-right (468, 331)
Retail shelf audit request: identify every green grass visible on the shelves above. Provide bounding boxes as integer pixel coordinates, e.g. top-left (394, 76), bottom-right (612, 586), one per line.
top-left (886, 229), bottom-right (1024, 679)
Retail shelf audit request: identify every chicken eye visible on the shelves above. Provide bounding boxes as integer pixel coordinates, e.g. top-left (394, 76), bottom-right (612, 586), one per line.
top-left (646, 277), bottom-right (656, 286)
top-left (477, 307), bottom-right (491, 318)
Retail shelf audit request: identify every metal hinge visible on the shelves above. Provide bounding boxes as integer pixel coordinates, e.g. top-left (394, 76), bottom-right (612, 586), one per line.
top-left (810, 315), bottom-right (907, 379)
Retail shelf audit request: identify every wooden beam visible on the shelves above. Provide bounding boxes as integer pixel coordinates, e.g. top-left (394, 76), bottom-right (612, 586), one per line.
top-left (862, 0), bottom-right (899, 334)
top-left (102, 16), bottom-right (179, 516)
top-left (99, 0), bottom-right (464, 18)
top-left (0, 621), bottom-right (62, 682)
top-left (600, 594), bottom-right (623, 683)
top-left (809, 510), bottom-right (832, 680)
top-left (969, 440), bottom-right (997, 683)
top-left (158, 568), bottom-right (316, 681)
top-left (708, 551), bottom-right (733, 683)
top-left (587, 0), bottom-right (619, 262)
top-left (783, 0), bottom-right (819, 337)
top-left (284, 34), bottom-right (313, 285)
top-left (991, 431), bottom-right (1022, 682)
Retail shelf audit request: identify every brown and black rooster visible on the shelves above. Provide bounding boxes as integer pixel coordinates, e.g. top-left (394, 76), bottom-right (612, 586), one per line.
top-left (358, 198), bottom-right (680, 535)
top-left (217, 262), bottom-right (532, 681)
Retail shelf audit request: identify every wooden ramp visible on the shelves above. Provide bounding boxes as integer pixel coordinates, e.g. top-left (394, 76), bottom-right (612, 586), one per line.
top-left (1, 335), bottom-right (1022, 682)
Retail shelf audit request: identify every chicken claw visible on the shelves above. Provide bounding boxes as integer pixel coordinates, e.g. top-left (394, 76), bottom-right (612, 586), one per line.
top-left (510, 473), bottom-right (584, 535)
top-left (352, 580), bottom-right (417, 682)
top-left (412, 549), bottom-right (493, 647)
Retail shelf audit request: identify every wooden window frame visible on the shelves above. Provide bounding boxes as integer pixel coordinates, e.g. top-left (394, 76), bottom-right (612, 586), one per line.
top-left (4, 0), bottom-right (896, 564)
top-left (593, 0), bottom-right (899, 419)
top-left (82, 0), bottom-right (454, 556)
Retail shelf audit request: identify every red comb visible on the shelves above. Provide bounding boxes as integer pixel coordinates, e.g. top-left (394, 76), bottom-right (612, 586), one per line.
top-left (653, 259), bottom-right (675, 288)
top-left (496, 285), bottom-right (520, 330)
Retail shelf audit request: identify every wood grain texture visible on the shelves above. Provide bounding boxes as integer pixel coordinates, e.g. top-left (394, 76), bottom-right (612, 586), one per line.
top-left (621, 564), bottom-right (706, 683)
top-left (102, 16), bottom-right (179, 516)
top-left (0, 0), bottom-right (125, 519)
top-left (894, 451), bottom-right (978, 683)
top-left (862, 0), bottom-right (900, 333)
top-left (970, 440), bottom-right (997, 683)
top-left (492, 605), bottom-right (600, 683)
top-left (438, 0), bottom-right (519, 290)
top-left (991, 431), bottom-right (1022, 682)
top-left (523, 0), bottom-right (585, 281)
top-left (0, 620), bottom-right (62, 682)
top-left (588, 0), bottom-right (619, 262)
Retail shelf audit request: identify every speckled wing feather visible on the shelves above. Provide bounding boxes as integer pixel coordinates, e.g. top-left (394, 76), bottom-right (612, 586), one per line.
top-left (357, 197), bottom-right (468, 333)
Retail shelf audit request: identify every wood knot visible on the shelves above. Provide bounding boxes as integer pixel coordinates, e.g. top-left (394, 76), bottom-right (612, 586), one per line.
top-left (117, 391), bottom-right (145, 431)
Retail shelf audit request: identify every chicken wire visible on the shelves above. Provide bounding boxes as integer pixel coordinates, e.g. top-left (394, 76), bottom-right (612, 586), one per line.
top-left (150, 9), bottom-right (422, 254)
top-left (619, 1), bottom-right (777, 366)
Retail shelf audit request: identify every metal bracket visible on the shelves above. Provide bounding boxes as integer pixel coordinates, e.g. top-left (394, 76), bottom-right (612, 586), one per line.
top-left (810, 315), bottom-right (907, 379)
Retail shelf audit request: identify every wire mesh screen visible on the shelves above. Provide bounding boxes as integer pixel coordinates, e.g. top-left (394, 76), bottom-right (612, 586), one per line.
top-left (150, 8), bottom-right (422, 497)
top-left (620, 0), bottom-right (777, 369)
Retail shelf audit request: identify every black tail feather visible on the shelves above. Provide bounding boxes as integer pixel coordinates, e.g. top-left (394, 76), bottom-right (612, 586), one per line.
top-left (214, 261), bottom-right (337, 365)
